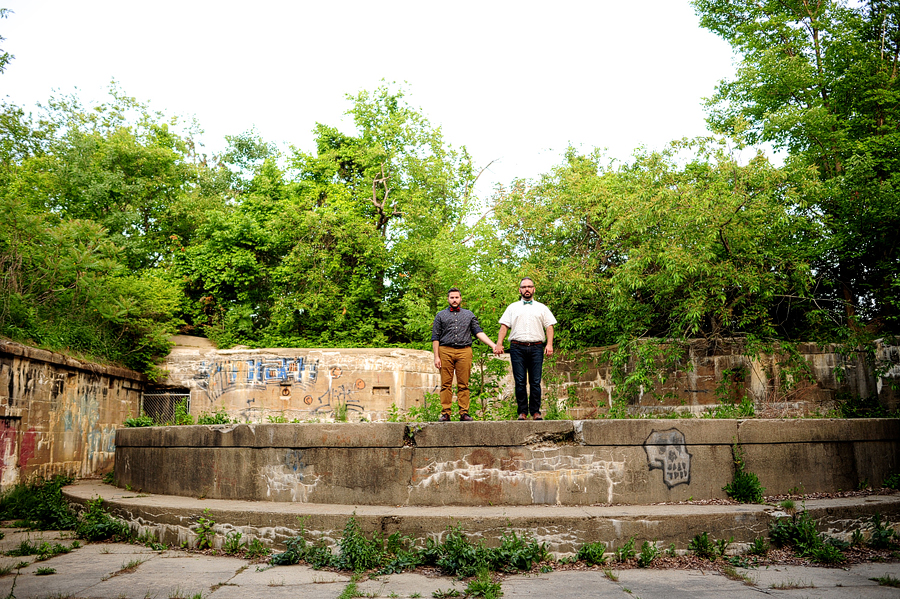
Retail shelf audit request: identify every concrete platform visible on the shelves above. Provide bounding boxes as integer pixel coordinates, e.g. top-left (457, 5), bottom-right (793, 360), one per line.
top-left (64, 480), bottom-right (900, 556)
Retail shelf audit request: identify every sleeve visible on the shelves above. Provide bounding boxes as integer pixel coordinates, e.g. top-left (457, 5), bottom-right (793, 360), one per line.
top-left (469, 312), bottom-right (484, 336)
top-left (431, 313), bottom-right (443, 342)
top-left (542, 305), bottom-right (558, 328)
top-left (499, 305), bottom-right (513, 328)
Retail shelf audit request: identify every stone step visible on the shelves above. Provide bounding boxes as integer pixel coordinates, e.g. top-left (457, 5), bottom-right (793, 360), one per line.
top-left (65, 480), bottom-right (900, 557)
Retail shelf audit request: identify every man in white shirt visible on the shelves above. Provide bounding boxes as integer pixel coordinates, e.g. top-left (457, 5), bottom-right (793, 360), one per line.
top-left (493, 277), bottom-right (557, 420)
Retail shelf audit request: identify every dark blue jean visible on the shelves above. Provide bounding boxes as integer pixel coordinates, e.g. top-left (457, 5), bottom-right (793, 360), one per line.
top-left (509, 343), bottom-right (544, 416)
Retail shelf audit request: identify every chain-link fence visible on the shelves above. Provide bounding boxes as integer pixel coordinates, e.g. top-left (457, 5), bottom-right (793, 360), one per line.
top-left (141, 392), bottom-right (190, 425)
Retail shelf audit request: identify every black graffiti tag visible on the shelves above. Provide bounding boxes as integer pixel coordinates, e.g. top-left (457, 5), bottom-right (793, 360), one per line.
top-left (644, 428), bottom-right (692, 488)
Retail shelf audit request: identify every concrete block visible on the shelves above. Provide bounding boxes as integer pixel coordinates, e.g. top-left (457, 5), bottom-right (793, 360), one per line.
top-left (579, 419), bottom-right (739, 446)
top-left (410, 420), bottom-right (574, 448)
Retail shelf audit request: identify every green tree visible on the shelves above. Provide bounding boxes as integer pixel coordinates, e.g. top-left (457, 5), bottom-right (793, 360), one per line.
top-left (494, 139), bottom-right (821, 346)
top-left (695, 0), bottom-right (900, 333)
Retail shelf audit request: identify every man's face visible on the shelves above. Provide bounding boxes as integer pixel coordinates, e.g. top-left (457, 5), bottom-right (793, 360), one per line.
top-left (448, 291), bottom-right (462, 307)
top-left (519, 280), bottom-right (535, 300)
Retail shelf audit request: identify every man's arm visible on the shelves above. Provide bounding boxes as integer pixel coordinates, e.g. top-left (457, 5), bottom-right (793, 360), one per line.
top-left (494, 324), bottom-right (509, 355)
top-left (475, 331), bottom-right (496, 351)
top-left (544, 325), bottom-right (554, 356)
top-left (433, 340), bottom-right (442, 369)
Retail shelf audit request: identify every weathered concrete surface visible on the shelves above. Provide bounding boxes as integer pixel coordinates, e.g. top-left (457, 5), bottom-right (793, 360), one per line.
top-left (553, 339), bottom-right (900, 416)
top-left (159, 340), bottom-right (440, 422)
top-left (114, 419), bottom-right (900, 506)
top-left (0, 340), bottom-right (144, 490)
top-left (64, 480), bottom-right (900, 557)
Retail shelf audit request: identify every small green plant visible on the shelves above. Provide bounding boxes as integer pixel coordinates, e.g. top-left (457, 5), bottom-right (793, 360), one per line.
top-left (747, 536), bottom-right (769, 556)
top-left (871, 574), bottom-right (900, 587)
top-left (465, 568), bottom-right (502, 599)
top-left (245, 538), bottom-right (271, 559)
top-left (689, 532), bottom-right (723, 560)
top-left (602, 568), bottom-right (618, 581)
top-left (637, 541), bottom-right (659, 567)
top-left (171, 399), bottom-right (194, 426)
top-left (883, 472), bottom-right (900, 490)
top-left (223, 531), bottom-right (245, 555)
top-left (266, 413), bottom-right (289, 423)
top-left (868, 513), bottom-right (898, 549)
top-left (194, 509), bottom-right (216, 550)
top-left (334, 402), bottom-right (349, 423)
top-left (136, 530), bottom-right (166, 551)
top-left (337, 581), bottom-right (360, 599)
top-left (0, 475), bottom-right (78, 531)
top-left (614, 537), bottom-right (636, 562)
top-left (337, 515), bottom-right (384, 572)
top-left (76, 498), bottom-right (130, 542)
top-left (34, 566), bottom-right (55, 575)
top-left (432, 589), bottom-right (461, 598)
top-left (576, 540), bottom-right (608, 565)
top-left (769, 509), bottom-right (846, 563)
top-left (851, 528), bottom-right (865, 547)
top-left (665, 542), bottom-right (677, 557)
top-left (197, 408), bottom-right (233, 425)
top-left (123, 412), bottom-right (155, 427)
top-left (723, 442), bottom-right (764, 503)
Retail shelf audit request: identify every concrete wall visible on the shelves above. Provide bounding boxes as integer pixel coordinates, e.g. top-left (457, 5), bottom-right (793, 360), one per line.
top-left (115, 419), bottom-right (900, 506)
top-left (0, 340), bottom-right (144, 489)
top-left (550, 339), bottom-right (900, 416)
top-left (159, 336), bottom-right (439, 422)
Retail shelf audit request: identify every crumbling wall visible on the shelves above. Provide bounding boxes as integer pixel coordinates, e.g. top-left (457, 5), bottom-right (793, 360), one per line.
top-left (549, 339), bottom-right (899, 416)
top-left (0, 340), bottom-right (144, 489)
top-left (159, 336), bottom-right (440, 422)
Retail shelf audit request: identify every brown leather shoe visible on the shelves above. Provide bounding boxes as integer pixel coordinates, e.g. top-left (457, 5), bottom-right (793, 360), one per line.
top-left (532, 413), bottom-right (543, 421)
top-left (439, 413), bottom-right (451, 422)
top-left (459, 414), bottom-right (474, 422)
top-left (517, 414), bottom-right (528, 420)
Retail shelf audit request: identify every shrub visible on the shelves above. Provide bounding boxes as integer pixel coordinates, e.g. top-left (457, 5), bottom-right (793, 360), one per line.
top-left (723, 443), bottom-right (764, 503)
top-left (576, 541), bottom-right (608, 566)
top-left (637, 541), bottom-right (660, 567)
top-left (75, 498), bottom-right (130, 542)
top-left (0, 476), bottom-right (77, 530)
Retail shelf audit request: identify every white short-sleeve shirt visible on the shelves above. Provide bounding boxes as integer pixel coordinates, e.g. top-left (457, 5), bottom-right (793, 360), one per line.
top-left (498, 300), bottom-right (557, 343)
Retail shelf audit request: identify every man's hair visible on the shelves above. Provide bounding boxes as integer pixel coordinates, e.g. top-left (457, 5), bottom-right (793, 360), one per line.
top-left (519, 277), bottom-right (534, 286)
top-left (448, 287), bottom-right (461, 296)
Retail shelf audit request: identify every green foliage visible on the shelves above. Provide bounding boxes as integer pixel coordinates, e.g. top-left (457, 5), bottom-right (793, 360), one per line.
top-left (769, 510), bottom-right (847, 563)
top-left (637, 541), bottom-right (660, 568)
top-left (723, 442), bottom-right (764, 503)
top-left (245, 538), bottom-right (271, 559)
top-left (688, 532), bottom-right (728, 560)
top-left (695, 0), bottom-right (900, 334)
top-left (193, 509), bottom-right (215, 550)
top-left (169, 399), bottom-right (194, 426)
top-left (747, 537), bottom-right (769, 556)
top-left (337, 516), bottom-right (384, 572)
top-left (223, 531), bottom-right (245, 555)
top-left (465, 568), bottom-right (502, 599)
top-left (576, 541), bottom-right (608, 566)
top-left (75, 498), bottom-right (130, 542)
top-left (702, 396), bottom-right (755, 419)
top-left (0, 476), bottom-right (77, 530)
top-left (614, 537), bottom-right (636, 562)
top-left (5, 540), bottom-right (72, 560)
top-left (34, 566), bottom-right (55, 575)
top-left (868, 514), bottom-right (899, 550)
top-left (884, 473), bottom-right (900, 490)
top-left (197, 408), bottom-right (233, 425)
top-left (123, 412), bottom-right (155, 427)
top-left (489, 531), bottom-right (549, 573)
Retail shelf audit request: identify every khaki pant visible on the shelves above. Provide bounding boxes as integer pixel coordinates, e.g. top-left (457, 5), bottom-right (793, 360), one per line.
top-left (439, 345), bottom-right (472, 416)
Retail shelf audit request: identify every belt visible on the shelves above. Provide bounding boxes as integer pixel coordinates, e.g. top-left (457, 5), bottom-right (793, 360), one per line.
top-left (441, 344), bottom-right (471, 349)
top-left (511, 340), bottom-right (544, 346)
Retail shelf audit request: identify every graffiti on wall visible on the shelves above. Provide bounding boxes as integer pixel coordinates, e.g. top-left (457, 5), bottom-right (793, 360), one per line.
top-left (195, 356), bottom-right (371, 415)
top-left (644, 428), bottom-right (692, 488)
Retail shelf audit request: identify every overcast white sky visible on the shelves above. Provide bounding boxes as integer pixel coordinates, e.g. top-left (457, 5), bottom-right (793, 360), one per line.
top-left (2, 0), bottom-right (740, 193)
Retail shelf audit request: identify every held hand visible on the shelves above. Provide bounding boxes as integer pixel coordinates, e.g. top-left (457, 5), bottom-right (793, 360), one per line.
top-left (544, 344), bottom-right (554, 357)
top-left (493, 344), bottom-right (504, 355)
top-left (434, 357), bottom-right (441, 369)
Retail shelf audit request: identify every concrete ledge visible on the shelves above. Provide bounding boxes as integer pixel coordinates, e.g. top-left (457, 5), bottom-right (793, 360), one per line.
top-left (114, 420), bottom-right (900, 506)
top-left (64, 481), bottom-right (900, 557)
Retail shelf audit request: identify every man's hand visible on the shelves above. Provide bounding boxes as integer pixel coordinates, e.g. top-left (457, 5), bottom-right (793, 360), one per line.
top-left (544, 344), bottom-right (554, 357)
top-left (434, 357), bottom-right (442, 369)
top-left (493, 344), bottom-right (504, 355)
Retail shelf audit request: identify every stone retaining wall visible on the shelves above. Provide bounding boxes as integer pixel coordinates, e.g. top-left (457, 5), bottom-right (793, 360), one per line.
top-left (0, 340), bottom-right (144, 489)
top-left (114, 419), bottom-right (900, 506)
